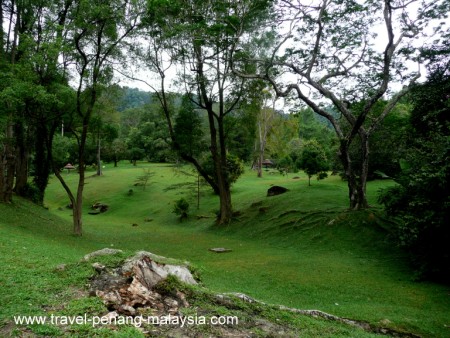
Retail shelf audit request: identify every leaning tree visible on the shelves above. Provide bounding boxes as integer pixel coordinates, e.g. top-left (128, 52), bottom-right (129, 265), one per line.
top-left (232, 0), bottom-right (448, 209)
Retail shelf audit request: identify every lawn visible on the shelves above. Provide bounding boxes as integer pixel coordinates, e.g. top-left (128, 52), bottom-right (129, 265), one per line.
top-left (1, 161), bottom-right (449, 337)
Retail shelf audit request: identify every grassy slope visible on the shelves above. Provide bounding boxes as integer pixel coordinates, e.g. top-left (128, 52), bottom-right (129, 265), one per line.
top-left (1, 162), bottom-right (449, 337)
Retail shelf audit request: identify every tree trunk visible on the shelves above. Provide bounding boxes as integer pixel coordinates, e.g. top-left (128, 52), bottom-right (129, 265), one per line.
top-left (14, 121), bottom-right (29, 196)
top-left (218, 181), bottom-right (233, 224)
top-left (257, 121), bottom-right (263, 178)
top-left (0, 150), bottom-right (7, 202)
top-left (357, 132), bottom-right (370, 209)
top-left (73, 181), bottom-right (84, 236)
top-left (14, 147), bottom-right (28, 195)
top-left (33, 122), bottom-right (53, 204)
top-left (96, 136), bottom-right (102, 176)
top-left (1, 121), bottom-right (15, 203)
top-left (257, 150), bottom-right (263, 178)
top-left (339, 139), bottom-right (369, 210)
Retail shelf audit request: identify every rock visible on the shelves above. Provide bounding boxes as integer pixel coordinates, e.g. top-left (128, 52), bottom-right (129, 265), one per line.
top-left (267, 186), bottom-right (289, 197)
top-left (119, 304), bottom-right (136, 316)
top-left (259, 207), bottom-right (269, 213)
top-left (55, 264), bottom-right (66, 271)
top-left (92, 202), bottom-right (109, 213)
top-left (132, 256), bottom-right (197, 287)
top-left (209, 248), bottom-right (232, 253)
top-left (132, 223), bottom-right (138, 227)
top-left (90, 273), bottom-right (129, 295)
top-left (292, 176), bottom-right (300, 179)
top-left (83, 248), bottom-right (123, 261)
top-left (90, 251), bottom-right (197, 317)
top-left (92, 262), bottom-right (106, 273)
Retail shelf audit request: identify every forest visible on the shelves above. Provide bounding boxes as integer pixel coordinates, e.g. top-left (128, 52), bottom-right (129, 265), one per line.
top-left (0, 0), bottom-right (449, 336)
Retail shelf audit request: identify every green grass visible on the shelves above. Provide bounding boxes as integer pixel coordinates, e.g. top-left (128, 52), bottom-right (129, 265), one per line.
top-left (1, 162), bottom-right (449, 337)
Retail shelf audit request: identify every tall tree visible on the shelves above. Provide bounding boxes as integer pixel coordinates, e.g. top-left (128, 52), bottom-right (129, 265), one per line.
top-left (0, 0), bottom-right (73, 204)
top-left (379, 46), bottom-right (450, 280)
top-left (138, 0), bottom-right (272, 224)
top-left (233, 0), bottom-right (448, 209)
top-left (52, 0), bottom-right (141, 235)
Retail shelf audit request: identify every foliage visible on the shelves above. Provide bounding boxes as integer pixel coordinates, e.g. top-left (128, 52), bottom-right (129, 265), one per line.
top-left (201, 154), bottom-right (245, 189)
top-left (378, 70), bottom-right (450, 281)
top-left (173, 198), bottom-right (190, 221)
top-left (233, 0), bottom-right (449, 209)
top-left (51, 135), bottom-right (73, 169)
top-left (135, 169), bottom-right (155, 190)
top-left (298, 140), bottom-right (329, 186)
top-left (125, 104), bottom-right (172, 162)
top-left (174, 95), bottom-right (206, 158)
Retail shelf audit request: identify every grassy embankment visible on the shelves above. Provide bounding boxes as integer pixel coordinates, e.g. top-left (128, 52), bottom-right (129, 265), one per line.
top-left (1, 162), bottom-right (449, 337)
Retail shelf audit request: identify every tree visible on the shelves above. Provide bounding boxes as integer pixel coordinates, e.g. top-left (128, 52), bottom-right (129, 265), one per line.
top-left (379, 62), bottom-right (449, 281)
top-left (298, 139), bottom-right (329, 186)
top-left (173, 94), bottom-right (206, 158)
top-left (233, 0), bottom-right (448, 209)
top-left (266, 112), bottom-right (299, 161)
top-left (138, 0), bottom-right (272, 224)
top-left (51, 0), bottom-right (142, 235)
top-left (0, 0), bottom-right (74, 204)
top-left (253, 88), bottom-right (276, 177)
top-left (90, 86), bottom-right (122, 175)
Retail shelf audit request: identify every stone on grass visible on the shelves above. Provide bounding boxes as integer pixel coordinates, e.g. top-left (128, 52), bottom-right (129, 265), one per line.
top-left (89, 251), bottom-right (197, 318)
top-left (209, 248), bottom-right (233, 253)
top-left (267, 186), bottom-right (289, 197)
top-left (83, 248), bottom-right (123, 261)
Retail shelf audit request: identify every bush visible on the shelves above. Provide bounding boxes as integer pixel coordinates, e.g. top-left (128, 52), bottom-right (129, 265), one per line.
top-left (200, 154), bottom-right (244, 187)
top-left (173, 198), bottom-right (190, 221)
top-left (378, 68), bottom-right (450, 282)
top-left (22, 183), bottom-right (43, 204)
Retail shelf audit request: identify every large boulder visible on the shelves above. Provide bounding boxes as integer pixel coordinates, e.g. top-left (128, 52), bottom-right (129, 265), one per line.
top-left (267, 186), bottom-right (289, 197)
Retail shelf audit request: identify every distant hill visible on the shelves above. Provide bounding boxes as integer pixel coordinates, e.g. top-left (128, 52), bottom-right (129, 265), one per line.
top-left (117, 87), bottom-right (152, 111)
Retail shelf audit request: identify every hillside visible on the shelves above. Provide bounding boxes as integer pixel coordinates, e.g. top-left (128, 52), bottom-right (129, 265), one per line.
top-left (1, 163), bottom-right (449, 337)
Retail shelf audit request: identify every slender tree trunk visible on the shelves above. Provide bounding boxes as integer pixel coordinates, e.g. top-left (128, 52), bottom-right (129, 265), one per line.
top-left (96, 136), bottom-right (102, 176)
top-left (4, 122), bottom-right (15, 203)
top-left (72, 118), bottom-right (90, 236)
top-left (257, 121), bottom-right (263, 178)
top-left (73, 176), bottom-right (84, 236)
top-left (257, 145), bottom-right (263, 178)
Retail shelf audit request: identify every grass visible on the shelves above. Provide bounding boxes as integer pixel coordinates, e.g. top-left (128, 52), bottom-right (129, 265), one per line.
top-left (1, 161), bottom-right (449, 337)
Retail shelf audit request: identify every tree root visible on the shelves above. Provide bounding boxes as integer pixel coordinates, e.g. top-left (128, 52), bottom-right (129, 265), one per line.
top-left (220, 293), bottom-right (421, 338)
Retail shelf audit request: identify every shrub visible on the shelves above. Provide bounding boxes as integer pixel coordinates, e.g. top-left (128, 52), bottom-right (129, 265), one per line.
top-left (173, 198), bottom-right (190, 221)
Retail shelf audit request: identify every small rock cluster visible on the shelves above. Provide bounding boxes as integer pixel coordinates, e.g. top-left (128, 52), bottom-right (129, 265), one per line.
top-left (89, 202), bottom-right (109, 214)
